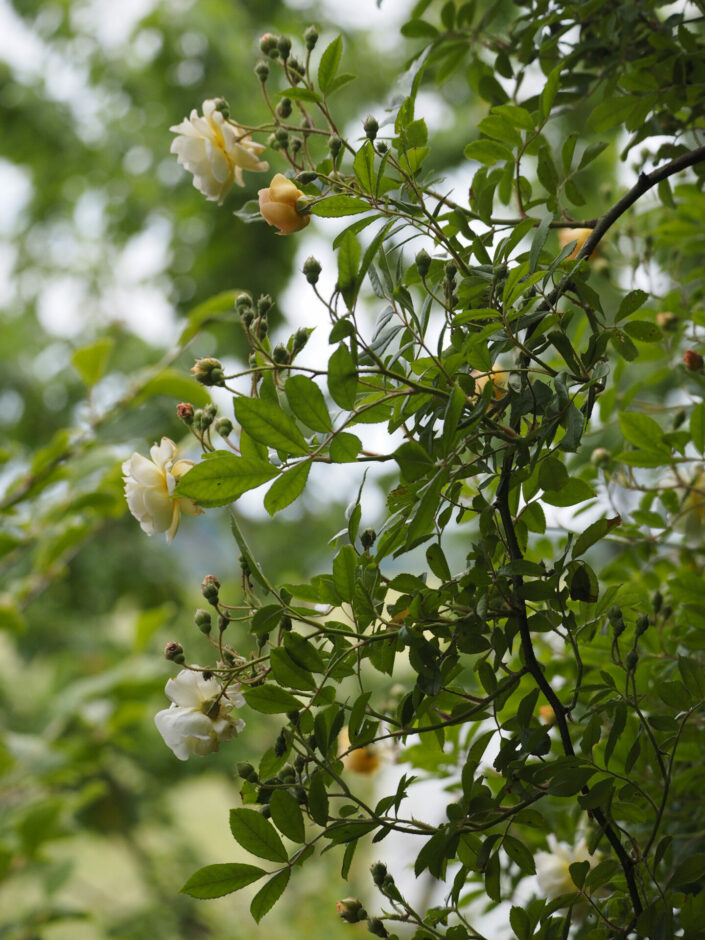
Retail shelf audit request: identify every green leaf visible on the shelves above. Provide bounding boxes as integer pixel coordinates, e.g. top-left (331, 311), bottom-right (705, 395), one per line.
top-left (615, 289), bottom-right (649, 321)
top-left (229, 808), bottom-right (288, 863)
top-left (327, 344), bottom-right (357, 409)
top-left (691, 401), bottom-right (705, 454)
top-left (510, 905), bottom-right (531, 940)
top-left (277, 87), bottom-right (321, 103)
top-left (284, 632), bottom-right (324, 673)
top-left (353, 140), bottom-right (376, 193)
top-left (72, 338), bottom-right (114, 386)
top-left (308, 771), bottom-right (329, 826)
top-left (310, 195), bottom-right (372, 217)
top-left (670, 853), bottom-right (705, 889)
top-left (326, 72), bottom-right (356, 96)
top-left (503, 835), bottom-right (536, 875)
top-left (263, 462), bottom-right (311, 516)
top-left (175, 455), bottom-right (278, 507)
top-left (542, 478), bottom-right (596, 507)
top-left (270, 789), bottom-right (306, 843)
top-left (589, 95), bottom-right (637, 132)
top-left (394, 440), bottom-right (434, 482)
top-left (250, 868), bottom-right (290, 923)
top-left (318, 34), bottom-right (342, 93)
top-left (578, 141), bottom-right (608, 170)
top-left (529, 216), bottom-right (552, 274)
top-left (233, 398), bottom-right (309, 456)
top-left (178, 290), bottom-right (240, 344)
top-left (133, 368), bottom-right (211, 407)
top-left (492, 103), bottom-right (534, 130)
top-left (400, 19), bottom-right (438, 38)
top-left (337, 230), bottom-right (361, 309)
top-left (618, 412), bottom-right (667, 451)
top-left (572, 516), bottom-right (621, 558)
top-left (333, 544), bottom-right (357, 602)
top-left (477, 114), bottom-right (521, 149)
top-left (244, 686), bottom-right (303, 715)
top-left (180, 863), bottom-right (266, 899)
top-left (270, 647), bottom-right (317, 691)
top-left (464, 139), bottom-right (513, 165)
top-left (540, 63), bottom-right (562, 118)
top-left (426, 543), bottom-right (451, 581)
top-left (329, 432), bottom-right (362, 462)
top-left (624, 320), bottom-right (661, 342)
top-left (285, 375), bottom-right (332, 432)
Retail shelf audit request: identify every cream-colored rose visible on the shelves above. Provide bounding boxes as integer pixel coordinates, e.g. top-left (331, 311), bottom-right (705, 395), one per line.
top-left (154, 668), bottom-right (245, 761)
top-left (170, 99), bottom-right (269, 204)
top-left (338, 726), bottom-right (393, 776)
top-left (535, 835), bottom-right (594, 901)
top-left (122, 437), bottom-right (202, 542)
top-left (558, 227), bottom-right (596, 260)
top-left (258, 173), bottom-right (310, 235)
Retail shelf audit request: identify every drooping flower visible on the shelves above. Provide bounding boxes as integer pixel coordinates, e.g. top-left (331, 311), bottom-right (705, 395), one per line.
top-left (338, 726), bottom-right (393, 775)
top-left (122, 437), bottom-right (202, 542)
top-left (170, 99), bottom-right (269, 204)
top-left (535, 835), bottom-right (594, 901)
top-left (154, 668), bottom-right (246, 761)
top-left (258, 173), bottom-right (310, 235)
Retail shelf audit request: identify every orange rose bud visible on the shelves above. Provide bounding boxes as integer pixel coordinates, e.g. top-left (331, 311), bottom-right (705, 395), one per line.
top-left (539, 705), bottom-right (556, 725)
top-left (258, 174), bottom-right (310, 235)
top-left (684, 350), bottom-right (703, 372)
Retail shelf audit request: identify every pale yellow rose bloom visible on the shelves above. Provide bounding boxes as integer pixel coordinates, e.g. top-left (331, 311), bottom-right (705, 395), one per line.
top-left (535, 835), bottom-right (594, 901)
top-left (170, 99), bottom-right (269, 204)
top-left (122, 437), bottom-right (202, 542)
top-left (258, 173), bottom-right (310, 235)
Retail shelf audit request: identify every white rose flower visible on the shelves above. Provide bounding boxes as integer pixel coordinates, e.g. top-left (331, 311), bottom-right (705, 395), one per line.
top-left (535, 835), bottom-right (594, 901)
top-left (154, 668), bottom-right (246, 761)
top-left (170, 99), bottom-right (269, 204)
top-left (122, 437), bottom-right (202, 542)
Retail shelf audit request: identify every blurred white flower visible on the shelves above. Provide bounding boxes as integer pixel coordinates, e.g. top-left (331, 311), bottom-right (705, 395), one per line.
top-left (535, 835), bottom-right (594, 901)
top-left (170, 99), bottom-right (269, 204)
top-left (154, 668), bottom-right (245, 761)
top-left (122, 437), bottom-right (202, 542)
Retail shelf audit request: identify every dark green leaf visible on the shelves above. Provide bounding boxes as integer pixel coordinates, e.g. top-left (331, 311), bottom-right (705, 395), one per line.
top-left (285, 375), bottom-right (332, 432)
top-left (327, 344), bottom-right (358, 409)
top-left (311, 196), bottom-right (371, 217)
top-left (318, 35), bottom-right (342, 94)
top-left (229, 808), bottom-right (288, 863)
top-left (180, 863), bottom-right (266, 899)
top-left (263, 462), bottom-right (311, 516)
top-left (250, 868), bottom-right (290, 923)
top-left (329, 432), bottom-right (362, 462)
top-left (174, 455), bottom-right (278, 508)
top-left (233, 398), bottom-right (309, 456)
top-left (269, 789), bottom-right (306, 843)
top-left (244, 686), bottom-right (303, 715)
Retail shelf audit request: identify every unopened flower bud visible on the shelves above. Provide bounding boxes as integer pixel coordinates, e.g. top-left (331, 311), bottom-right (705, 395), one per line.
top-left (296, 171), bottom-right (318, 185)
top-left (328, 135), bottom-right (342, 157)
top-left (635, 614), bottom-right (650, 636)
top-left (218, 614), bottom-right (229, 632)
top-left (241, 308), bottom-right (255, 329)
top-left (370, 862), bottom-right (387, 887)
top-left (275, 128), bottom-right (289, 146)
top-left (273, 343), bottom-right (289, 365)
top-left (304, 25), bottom-right (319, 50)
top-left (164, 641), bottom-right (185, 663)
top-left (361, 528), bottom-right (376, 550)
top-left (290, 137), bottom-right (302, 153)
top-left (656, 311), bottom-right (678, 331)
top-left (415, 249), bottom-right (431, 278)
top-left (256, 631), bottom-right (270, 647)
top-left (201, 574), bottom-right (221, 605)
top-left (213, 97), bottom-right (230, 119)
top-left (445, 261), bottom-right (457, 279)
top-left (236, 761), bottom-right (259, 782)
top-left (673, 408), bottom-right (686, 429)
top-left (364, 115), bottom-right (379, 141)
top-left (591, 447), bottom-right (611, 467)
top-left (191, 357), bottom-right (225, 387)
top-left (280, 614), bottom-right (293, 632)
top-left (684, 350), bottom-right (703, 371)
top-left (607, 605), bottom-right (623, 625)
top-left (236, 293), bottom-right (253, 312)
top-left (626, 650), bottom-right (639, 671)
top-left (652, 591), bottom-right (663, 614)
top-left (194, 609), bottom-right (212, 634)
top-left (176, 402), bottom-right (194, 424)
top-left (274, 731), bottom-right (287, 757)
top-left (216, 417), bottom-right (233, 437)
top-left (303, 255), bottom-right (322, 285)
top-left (289, 57), bottom-right (305, 81)
top-left (254, 60), bottom-right (269, 83)
top-left (662, 604), bottom-right (672, 619)
top-left (199, 408), bottom-right (214, 430)
top-left (337, 898), bottom-right (367, 924)
top-left (277, 97), bottom-right (292, 119)
top-left (367, 918), bottom-right (389, 938)
top-left (376, 142), bottom-right (388, 154)
top-left (256, 316), bottom-right (269, 340)
top-left (277, 35), bottom-right (292, 59)
top-left (293, 328), bottom-right (310, 353)
top-left (257, 294), bottom-right (274, 316)
top-left (259, 33), bottom-right (279, 55)
top-left (260, 804), bottom-right (272, 817)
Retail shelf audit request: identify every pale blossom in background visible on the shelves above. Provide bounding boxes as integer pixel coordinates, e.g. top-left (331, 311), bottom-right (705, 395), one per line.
top-left (154, 668), bottom-right (246, 761)
top-left (170, 98), bottom-right (269, 204)
top-left (122, 436), bottom-right (202, 542)
top-left (535, 834), bottom-right (595, 902)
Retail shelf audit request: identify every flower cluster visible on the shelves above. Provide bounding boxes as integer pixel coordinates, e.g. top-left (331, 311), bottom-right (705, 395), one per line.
top-left (122, 437), bottom-right (201, 542)
top-left (154, 668), bottom-right (246, 761)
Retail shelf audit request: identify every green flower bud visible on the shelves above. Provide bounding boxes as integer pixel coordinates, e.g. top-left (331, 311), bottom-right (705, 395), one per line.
top-left (257, 294), bottom-right (274, 316)
top-left (636, 614), bottom-right (650, 636)
top-left (590, 447), bottom-right (611, 468)
top-left (376, 142), bottom-right (388, 154)
top-left (626, 650), bottom-right (639, 671)
top-left (288, 57), bottom-right (305, 82)
top-left (276, 97), bottom-right (292, 120)
top-left (218, 614), bottom-right (229, 632)
top-left (364, 115), bottom-right (379, 141)
top-left (256, 315), bottom-right (269, 340)
top-left (194, 608), bottom-right (212, 634)
top-left (216, 417), bottom-right (233, 437)
top-left (280, 614), bottom-right (293, 632)
top-left (275, 128), bottom-right (289, 146)
top-left (449, 292), bottom-right (459, 308)
top-left (304, 25), bottom-right (319, 50)
top-left (213, 97), bottom-right (230, 119)
top-left (296, 171), bottom-right (318, 185)
top-left (164, 641), bottom-right (185, 664)
top-left (361, 528), bottom-right (376, 550)
top-left (290, 137), bottom-right (302, 154)
top-left (273, 343), bottom-right (289, 365)
top-left (328, 135), bottom-right (343, 157)
top-left (337, 898), bottom-right (367, 924)
top-left (273, 732), bottom-right (288, 757)
top-left (236, 293), bottom-right (253, 312)
top-left (607, 605), bottom-right (623, 625)
top-left (367, 918), bottom-right (389, 938)
top-left (370, 862), bottom-right (387, 887)
top-left (673, 407), bottom-right (687, 429)
top-left (201, 574), bottom-right (221, 605)
top-left (287, 710), bottom-right (301, 725)
top-left (256, 631), bottom-right (270, 647)
top-left (259, 33), bottom-right (279, 55)
top-left (294, 754), bottom-right (305, 772)
top-left (191, 357), bottom-right (225, 387)
top-left (445, 261), bottom-right (457, 279)
top-left (662, 604), bottom-right (672, 619)
top-left (303, 255), bottom-right (322, 285)
top-left (415, 249), bottom-right (431, 278)
top-left (236, 761), bottom-right (259, 782)
top-left (652, 591), bottom-right (663, 614)
top-left (254, 60), bottom-right (269, 83)
top-left (277, 35), bottom-right (292, 59)
top-left (293, 328), bottom-right (310, 353)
